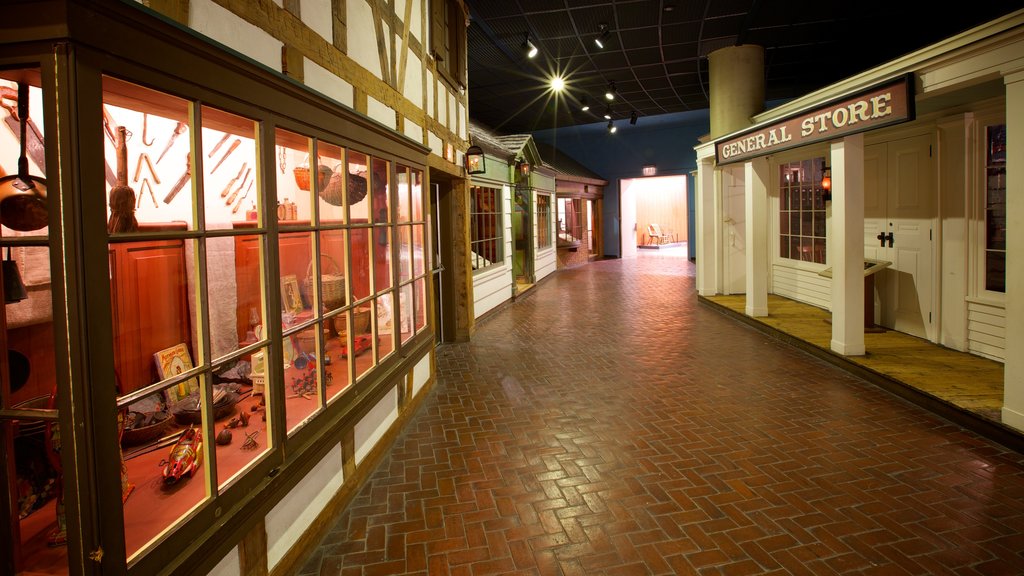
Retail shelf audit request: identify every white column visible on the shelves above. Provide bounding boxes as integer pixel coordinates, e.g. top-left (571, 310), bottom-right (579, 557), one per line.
top-left (695, 146), bottom-right (719, 296)
top-left (745, 158), bottom-right (768, 316)
top-left (1002, 71), bottom-right (1024, 431)
top-left (830, 134), bottom-right (866, 356)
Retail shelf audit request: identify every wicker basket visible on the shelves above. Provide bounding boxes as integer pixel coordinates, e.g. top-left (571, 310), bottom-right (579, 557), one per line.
top-left (303, 254), bottom-right (345, 308)
top-left (293, 165), bottom-right (333, 192)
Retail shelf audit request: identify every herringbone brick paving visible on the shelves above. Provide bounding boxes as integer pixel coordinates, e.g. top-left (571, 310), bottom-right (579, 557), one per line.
top-left (299, 254), bottom-right (1024, 575)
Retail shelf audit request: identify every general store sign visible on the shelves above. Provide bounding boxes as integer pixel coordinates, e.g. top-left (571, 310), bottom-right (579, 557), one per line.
top-left (715, 75), bottom-right (913, 165)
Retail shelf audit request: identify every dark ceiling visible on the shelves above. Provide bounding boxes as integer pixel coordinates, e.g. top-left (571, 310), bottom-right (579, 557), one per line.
top-left (466, 1), bottom-right (1023, 135)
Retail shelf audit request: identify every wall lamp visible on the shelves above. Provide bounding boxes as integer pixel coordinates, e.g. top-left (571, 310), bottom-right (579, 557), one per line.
top-left (595, 23), bottom-right (609, 49)
top-left (517, 159), bottom-right (531, 177)
top-left (522, 33), bottom-right (538, 59)
top-left (605, 81), bottom-right (616, 100)
top-left (465, 145), bottom-right (485, 175)
top-left (820, 162), bottom-right (832, 202)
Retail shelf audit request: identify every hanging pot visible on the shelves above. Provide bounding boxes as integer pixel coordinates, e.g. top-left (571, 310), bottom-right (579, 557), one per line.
top-left (0, 82), bottom-right (48, 232)
top-left (3, 246), bottom-right (27, 303)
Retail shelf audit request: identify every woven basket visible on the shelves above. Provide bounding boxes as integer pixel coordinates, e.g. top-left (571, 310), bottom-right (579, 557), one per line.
top-left (293, 165), bottom-right (333, 192)
top-left (303, 254), bottom-right (345, 308)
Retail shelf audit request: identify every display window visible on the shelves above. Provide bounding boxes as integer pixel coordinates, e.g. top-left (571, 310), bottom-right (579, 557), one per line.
top-left (1, 11), bottom-right (430, 571)
top-left (537, 194), bottom-right (552, 249)
top-left (778, 157), bottom-right (827, 264)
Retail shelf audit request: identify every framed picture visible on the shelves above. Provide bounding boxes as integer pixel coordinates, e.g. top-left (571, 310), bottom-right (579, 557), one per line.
top-left (155, 343), bottom-right (199, 405)
top-left (281, 274), bottom-right (304, 313)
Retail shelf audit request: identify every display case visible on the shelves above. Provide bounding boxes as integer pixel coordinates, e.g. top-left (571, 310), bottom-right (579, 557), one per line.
top-left (0, 1), bottom-right (432, 574)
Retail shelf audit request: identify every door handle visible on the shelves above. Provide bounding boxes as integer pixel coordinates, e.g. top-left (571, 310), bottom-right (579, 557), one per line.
top-left (885, 232), bottom-right (894, 248)
top-left (876, 231), bottom-right (886, 247)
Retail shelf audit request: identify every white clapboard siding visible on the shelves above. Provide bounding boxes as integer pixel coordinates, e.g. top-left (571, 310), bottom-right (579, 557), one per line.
top-left (772, 264), bottom-right (832, 310)
top-left (535, 248), bottom-right (557, 282)
top-left (473, 265), bottom-right (513, 319)
top-left (968, 300), bottom-right (1006, 362)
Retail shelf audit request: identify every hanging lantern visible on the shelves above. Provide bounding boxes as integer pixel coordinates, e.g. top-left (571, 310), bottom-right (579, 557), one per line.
top-left (465, 145), bottom-right (485, 175)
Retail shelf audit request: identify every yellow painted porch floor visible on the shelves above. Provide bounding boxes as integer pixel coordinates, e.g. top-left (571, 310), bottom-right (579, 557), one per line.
top-left (700, 294), bottom-right (1016, 447)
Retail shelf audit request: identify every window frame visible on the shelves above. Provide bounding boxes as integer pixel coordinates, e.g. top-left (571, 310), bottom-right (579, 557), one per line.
top-left (469, 185), bottom-right (503, 272)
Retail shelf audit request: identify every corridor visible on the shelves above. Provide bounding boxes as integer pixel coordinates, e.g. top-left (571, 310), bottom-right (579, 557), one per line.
top-left (299, 254), bottom-right (1024, 575)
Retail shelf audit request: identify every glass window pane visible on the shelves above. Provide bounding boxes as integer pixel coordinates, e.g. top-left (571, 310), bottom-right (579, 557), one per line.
top-left (398, 225), bottom-right (413, 284)
top-left (276, 129), bottom-right (313, 224)
top-left (371, 158), bottom-right (390, 225)
top-left (352, 303), bottom-right (376, 380)
top-left (399, 283), bottom-right (414, 344)
top-left (348, 151), bottom-right (370, 222)
top-left (326, 310), bottom-right (353, 403)
top-left (321, 229), bottom-right (348, 313)
top-left (213, 346), bottom-right (270, 490)
top-left (102, 77), bottom-right (193, 232)
top-left (412, 224), bottom-right (425, 278)
top-left (317, 141), bottom-right (345, 223)
top-left (411, 168), bottom-right (424, 221)
top-left (414, 278), bottom-right (427, 333)
top-left (374, 226), bottom-right (392, 293)
top-left (376, 296), bottom-right (395, 361)
top-left (397, 165), bottom-right (411, 223)
top-left (351, 227), bottom-right (372, 301)
top-left (279, 232), bottom-right (314, 330)
top-left (201, 106), bottom-right (257, 226)
top-left (284, 325), bottom-right (322, 434)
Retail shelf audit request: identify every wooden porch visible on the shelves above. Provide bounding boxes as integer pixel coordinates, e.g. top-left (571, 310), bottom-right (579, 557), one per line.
top-left (699, 294), bottom-right (1023, 453)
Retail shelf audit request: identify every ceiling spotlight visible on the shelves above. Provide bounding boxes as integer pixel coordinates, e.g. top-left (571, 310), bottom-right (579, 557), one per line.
top-left (630, 111), bottom-right (638, 125)
top-left (550, 76), bottom-right (565, 92)
top-left (603, 105), bottom-right (612, 120)
top-left (580, 97), bottom-right (590, 111)
top-left (605, 81), bottom-right (616, 101)
top-left (595, 23), bottom-right (609, 49)
top-left (607, 120), bottom-right (617, 134)
top-left (522, 33), bottom-right (538, 59)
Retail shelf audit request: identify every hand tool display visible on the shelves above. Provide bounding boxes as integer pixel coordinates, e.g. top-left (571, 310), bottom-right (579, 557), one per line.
top-left (208, 133), bottom-right (230, 158)
top-left (220, 162), bottom-right (247, 198)
top-left (156, 121), bottom-right (187, 164)
top-left (210, 138), bottom-right (240, 173)
top-left (142, 113), bottom-right (155, 146)
top-left (232, 180), bottom-right (253, 214)
top-left (226, 167), bottom-right (250, 205)
top-left (163, 155), bottom-right (191, 204)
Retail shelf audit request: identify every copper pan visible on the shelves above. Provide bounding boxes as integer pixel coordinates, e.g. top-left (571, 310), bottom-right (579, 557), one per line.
top-left (0, 82), bottom-right (47, 232)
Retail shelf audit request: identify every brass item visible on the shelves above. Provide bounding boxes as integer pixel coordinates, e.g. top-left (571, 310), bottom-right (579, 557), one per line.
top-left (0, 82), bottom-right (48, 232)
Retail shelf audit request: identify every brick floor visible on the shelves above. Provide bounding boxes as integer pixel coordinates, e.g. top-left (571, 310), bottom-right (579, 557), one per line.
top-left (298, 254), bottom-right (1024, 575)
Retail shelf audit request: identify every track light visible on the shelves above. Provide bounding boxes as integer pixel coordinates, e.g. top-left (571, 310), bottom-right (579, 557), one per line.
top-left (630, 111), bottom-right (638, 125)
top-left (605, 81), bottom-right (616, 101)
top-left (522, 33), bottom-right (538, 59)
top-left (595, 23), bottom-right (609, 49)
top-left (603, 105), bottom-right (612, 120)
top-left (580, 97), bottom-right (590, 111)
top-left (607, 120), bottom-right (616, 134)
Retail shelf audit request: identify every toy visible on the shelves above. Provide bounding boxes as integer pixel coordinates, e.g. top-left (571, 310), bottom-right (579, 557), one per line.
top-left (340, 334), bottom-right (375, 358)
top-left (161, 425), bottom-right (203, 485)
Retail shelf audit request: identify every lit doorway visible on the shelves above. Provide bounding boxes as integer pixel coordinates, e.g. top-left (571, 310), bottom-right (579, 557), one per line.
top-left (621, 175), bottom-right (688, 257)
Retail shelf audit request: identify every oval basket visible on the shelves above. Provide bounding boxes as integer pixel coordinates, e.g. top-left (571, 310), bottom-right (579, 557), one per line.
top-left (121, 412), bottom-right (172, 446)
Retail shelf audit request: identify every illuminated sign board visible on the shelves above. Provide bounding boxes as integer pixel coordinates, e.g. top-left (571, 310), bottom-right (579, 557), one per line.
top-left (715, 75), bottom-right (913, 165)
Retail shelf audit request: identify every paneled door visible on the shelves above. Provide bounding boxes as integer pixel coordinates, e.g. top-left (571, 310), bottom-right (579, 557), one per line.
top-left (863, 134), bottom-right (935, 340)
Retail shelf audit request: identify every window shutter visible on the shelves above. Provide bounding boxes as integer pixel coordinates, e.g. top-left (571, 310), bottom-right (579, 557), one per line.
top-left (430, 0), bottom-right (445, 61)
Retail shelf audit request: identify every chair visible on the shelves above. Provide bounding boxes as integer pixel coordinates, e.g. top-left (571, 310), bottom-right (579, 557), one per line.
top-left (648, 223), bottom-right (670, 245)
